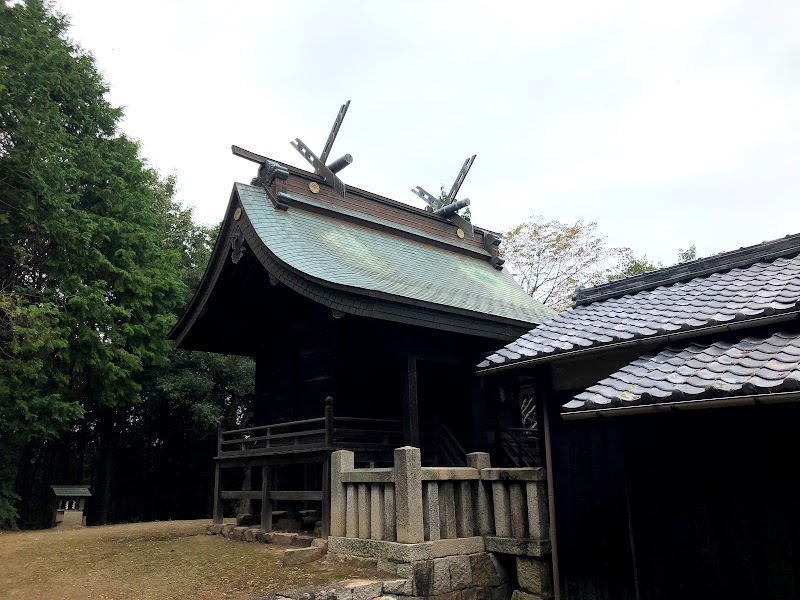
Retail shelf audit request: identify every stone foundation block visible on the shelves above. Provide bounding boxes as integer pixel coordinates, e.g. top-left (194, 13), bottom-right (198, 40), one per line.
top-left (490, 583), bottom-right (513, 600)
top-left (345, 580), bottom-right (384, 600)
top-left (411, 560), bottom-right (433, 596)
top-left (449, 555), bottom-right (473, 590)
top-left (333, 588), bottom-right (352, 600)
top-left (432, 558), bottom-right (452, 595)
top-left (256, 530), bottom-right (272, 543)
top-left (244, 528), bottom-right (258, 542)
top-left (283, 546), bottom-right (326, 566)
top-left (462, 588), bottom-right (488, 600)
top-left (271, 532), bottom-right (299, 546)
top-left (515, 557), bottom-right (552, 599)
top-left (470, 554), bottom-right (508, 587)
top-left (377, 559), bottom-right (398, 575)
top-left (383, 579), bottom-right (412, 595)
top-left (230, 526), bottom-right (247, 541)
top-left (511, 589), bottom-right (550, 600)
top-left (207, 524), bottom-right (224, 535)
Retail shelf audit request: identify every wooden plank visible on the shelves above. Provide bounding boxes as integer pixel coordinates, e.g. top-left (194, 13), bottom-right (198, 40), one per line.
top-left (322, 455), bottom-right (331, 539)
top-left (282, 178), bottom-right (487, 252)
top-left (221, 428), bottom-right (326, 445)
top-left (221, 490), bottom-right (261, 500)
top-left (402, 355), bottom-right (420, 447)
top-left (213, 462), bottom-right (223, 525)
top-left (268, 491), bottom-right (323, 502)
top-left (217, 445), bottom-right (331, 459)
top-left (223, 417), bottom-right (325, 436)
top-left (261, 464), bottom-right (272, 533)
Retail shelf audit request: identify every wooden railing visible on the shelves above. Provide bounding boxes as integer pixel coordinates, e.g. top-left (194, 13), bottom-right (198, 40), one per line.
top-left (497, 426), bottom-right (540, 468)
top-left (329, 447), bottom-right (548, 547)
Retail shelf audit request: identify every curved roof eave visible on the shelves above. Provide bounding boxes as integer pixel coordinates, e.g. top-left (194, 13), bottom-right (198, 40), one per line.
top-left (171, 185), bottom-right (552, 348)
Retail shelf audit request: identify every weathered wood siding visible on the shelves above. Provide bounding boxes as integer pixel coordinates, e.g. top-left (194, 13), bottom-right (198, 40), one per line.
top-left (549, 398), bottom-right (800, 600)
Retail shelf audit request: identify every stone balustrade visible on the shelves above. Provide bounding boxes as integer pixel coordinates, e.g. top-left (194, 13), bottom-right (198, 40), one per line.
top-left (330, 446), bottom-right (548, 550)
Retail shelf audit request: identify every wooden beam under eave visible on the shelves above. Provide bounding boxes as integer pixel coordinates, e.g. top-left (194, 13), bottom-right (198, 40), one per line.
top-left (402, 355), bottom-right (420, 447)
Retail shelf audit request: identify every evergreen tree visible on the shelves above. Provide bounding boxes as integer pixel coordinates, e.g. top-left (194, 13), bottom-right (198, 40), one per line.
top-left (0, 0), bottom-right (185, 526)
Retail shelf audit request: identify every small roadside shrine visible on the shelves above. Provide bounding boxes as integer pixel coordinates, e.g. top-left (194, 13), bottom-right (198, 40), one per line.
top-left (51, 485), bottom-right (91, 528)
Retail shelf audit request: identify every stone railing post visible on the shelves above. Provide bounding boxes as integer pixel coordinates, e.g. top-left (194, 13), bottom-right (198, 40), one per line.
top-left (527, 479), bottom-right (549, 540)
top-left (394, 446), bottom-right (424, 543)
top-left (330, 450), bottom-right (354, 537)
top-left (467, 451), bottom-right (493, 535)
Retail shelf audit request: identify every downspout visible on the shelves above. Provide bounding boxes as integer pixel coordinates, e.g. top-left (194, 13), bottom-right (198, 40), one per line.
top-left (541, 386), bottom-right (561, 600)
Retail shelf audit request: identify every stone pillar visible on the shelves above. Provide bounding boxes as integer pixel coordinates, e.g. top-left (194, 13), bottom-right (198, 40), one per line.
top-left (394, 446), bottom-right (424, 543)
top-left (468, 452), bottom-right (493, 535)
top-left (526, 481), bottom-right (549, 540)
top-left (330, 450), bottom-right (354, 537)
top-left (492, 482), bottom-right (512, 537)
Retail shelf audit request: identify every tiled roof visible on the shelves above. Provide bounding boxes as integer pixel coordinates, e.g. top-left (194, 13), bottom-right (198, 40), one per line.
top-left (237, 184), bottom-right (555, 326)
top-left (51, 485), bottom-right (91, 497)
top-left (478, 250), bottom-right (800, 369)
top-left (563, 331), bottom-right (800, 413)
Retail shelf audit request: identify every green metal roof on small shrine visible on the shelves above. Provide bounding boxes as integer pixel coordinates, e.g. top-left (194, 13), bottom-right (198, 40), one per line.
top-left (51, 486), bottom-right (91, 497)
top-left (170, 161), bottom-right (554, 349)
top-left (237, 184), bottom-right (552, 325)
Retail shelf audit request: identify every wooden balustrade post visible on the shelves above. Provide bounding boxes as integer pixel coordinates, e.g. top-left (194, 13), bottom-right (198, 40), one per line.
top-left (212, 417), bottom-right (225, 524)
top-left (330, 450), bottom-right (354, 537)
top-left (261, 463), bottom-right (272, 532)
top-left (325, 396), bottom-right (334, 448)
top-left (322, 397), bottom-right (335, 538)
top-left (394, 446), bottom-right (424, 543)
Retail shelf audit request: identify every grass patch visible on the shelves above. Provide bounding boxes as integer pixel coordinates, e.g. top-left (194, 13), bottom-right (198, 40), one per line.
top-left (0, 520), bottom-right (377, 599)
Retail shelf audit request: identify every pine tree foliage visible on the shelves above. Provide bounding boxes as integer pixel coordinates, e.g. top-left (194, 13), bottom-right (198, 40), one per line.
top-left (0, 0), bottom-right (185, 526)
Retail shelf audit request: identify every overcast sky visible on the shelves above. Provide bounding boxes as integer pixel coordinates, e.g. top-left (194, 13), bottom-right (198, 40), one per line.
top-left (56, 0), bottom-right (800, 265)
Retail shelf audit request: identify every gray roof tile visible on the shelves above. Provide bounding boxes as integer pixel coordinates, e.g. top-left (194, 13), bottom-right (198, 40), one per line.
top-left (479, 250), bottom-right (800, 368)
top-left (564, 331), bottom-right (800, 412)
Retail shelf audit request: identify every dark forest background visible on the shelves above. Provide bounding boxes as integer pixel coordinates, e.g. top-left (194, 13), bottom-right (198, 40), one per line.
top-left (0, 0), bottom-right (254, 528)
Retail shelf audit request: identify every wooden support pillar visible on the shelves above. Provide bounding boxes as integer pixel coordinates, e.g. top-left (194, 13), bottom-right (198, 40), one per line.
top-left (213, 418), bottom-right (224, 524)
top-left (261, 463), bottom-right (272, 532)
top-left (402, 355), bottom-right (419, 447)
top-left (212, 461), bottom-right (223, 525)
top-left (470, 375), bottom-right (488, 452)
top-left (322, 454), bottom-right (331, 538)
top-left (322, 397), bottom-right (334, 539)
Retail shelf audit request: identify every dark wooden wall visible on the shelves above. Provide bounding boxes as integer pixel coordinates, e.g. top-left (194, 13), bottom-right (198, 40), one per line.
top-left (548, 396), bottom-right (800, 600)
top-left (251, 282), bottom-right (496, 455)
top-left (549, 410), bottom-right (637, 600)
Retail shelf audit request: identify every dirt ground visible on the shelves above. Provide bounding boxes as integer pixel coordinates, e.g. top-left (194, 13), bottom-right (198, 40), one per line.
top-left (0, 519), bottom-right (377, 600)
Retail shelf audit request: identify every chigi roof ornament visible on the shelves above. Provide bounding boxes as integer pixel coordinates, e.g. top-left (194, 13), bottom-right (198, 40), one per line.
top-left (290, 100), bottom-right (353, 198)
top-left (231, 100), bottom-right (354, 205)
top-left (412, 155), bottom-right (476, 236)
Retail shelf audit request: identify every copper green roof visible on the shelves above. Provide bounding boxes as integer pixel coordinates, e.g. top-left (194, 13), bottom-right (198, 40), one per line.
top-left (51, 486), bottom-right (91, 497)
top-left (171, 162), bottom-right (553, 348)
top-left (237, 183), bottom-right (553, 326)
